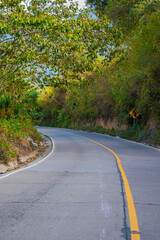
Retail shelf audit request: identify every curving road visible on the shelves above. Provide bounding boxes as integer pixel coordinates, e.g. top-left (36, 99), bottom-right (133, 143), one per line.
top-left (0, 127), bottom-right (160, 240)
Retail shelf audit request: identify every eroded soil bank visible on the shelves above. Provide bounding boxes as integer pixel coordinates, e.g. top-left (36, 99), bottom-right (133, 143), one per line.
top-left (0, 134), bottom-right (50, 173)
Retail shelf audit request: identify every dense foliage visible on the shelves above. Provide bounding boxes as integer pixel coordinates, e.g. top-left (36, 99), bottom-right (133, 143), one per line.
top-left (0, 0), bottom-right (160, 164)
top-left (0, 0), bottom-right (119, 163)
top-left (37, 0), bottom-right (160, 144)
top-left (0, 118), bottom-right (41, 164)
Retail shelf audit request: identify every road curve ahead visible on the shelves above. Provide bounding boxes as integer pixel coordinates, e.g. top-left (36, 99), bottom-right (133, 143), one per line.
top-left (0, 127), bottom-right (160, 240)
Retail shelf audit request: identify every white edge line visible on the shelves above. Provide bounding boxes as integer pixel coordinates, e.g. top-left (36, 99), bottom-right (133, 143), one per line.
top-left (90, 131), bottom-right (160, 152)
top-left (0, 137), bottom-right (55, 180)
top-left (53, 127), bottom-right (160, 151)
top-left (114, 135), bottom-right (160, 151)
top-left (40, 127), bottom-right (160, 152)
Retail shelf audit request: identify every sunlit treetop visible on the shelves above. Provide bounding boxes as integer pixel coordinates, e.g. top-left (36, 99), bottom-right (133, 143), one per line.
top-left (0, 0), bottom-right (121, 90)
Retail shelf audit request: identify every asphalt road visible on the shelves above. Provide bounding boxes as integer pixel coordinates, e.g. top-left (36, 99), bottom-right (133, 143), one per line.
top-left (0, 127), bottom-right (160, 240)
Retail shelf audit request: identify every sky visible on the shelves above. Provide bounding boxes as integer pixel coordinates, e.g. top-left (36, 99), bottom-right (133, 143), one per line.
top-left (24, 0), bottom-right (86, 9)
top-left (76, 0), bottom-right (86, 8)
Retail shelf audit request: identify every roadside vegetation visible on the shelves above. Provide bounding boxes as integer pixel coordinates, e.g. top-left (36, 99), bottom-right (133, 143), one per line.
top-left (36, 0), bottom-right (160, 147)
top-left (0, 90), bottom-right (42, 164)
top-left (0, 0), bottom-right (160, 165)
top-left (0, 118), bottom-right (41, 164)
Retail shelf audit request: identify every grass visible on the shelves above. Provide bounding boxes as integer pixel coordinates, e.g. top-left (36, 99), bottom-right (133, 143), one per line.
top-left (0, 118), bottom-right (42, 164)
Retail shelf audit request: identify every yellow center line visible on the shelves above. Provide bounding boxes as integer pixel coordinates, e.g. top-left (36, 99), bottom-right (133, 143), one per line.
top-left (70, 132), bottom-right (140, 240)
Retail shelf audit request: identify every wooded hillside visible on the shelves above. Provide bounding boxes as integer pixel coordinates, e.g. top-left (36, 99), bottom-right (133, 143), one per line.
top-left (37, 0), bottom-right (160, 145)
top-left (0, 0), bottom-right (160, 164)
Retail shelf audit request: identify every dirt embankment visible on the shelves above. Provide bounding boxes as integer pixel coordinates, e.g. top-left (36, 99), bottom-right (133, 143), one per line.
top-left (75, 117), bottom-right (160, 148)
top-left (94, 117), bottom-right (128, 131)
top-left (0, 135), bottom-right (48, 173)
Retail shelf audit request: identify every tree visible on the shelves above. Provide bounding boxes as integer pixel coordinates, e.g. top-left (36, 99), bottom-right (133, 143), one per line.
top-left (86, 0), bottom-right (108, 13)
top-left (0, 0), bottom-right (117, 92)
top-left (86, 0), bottom-right (160, 34)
